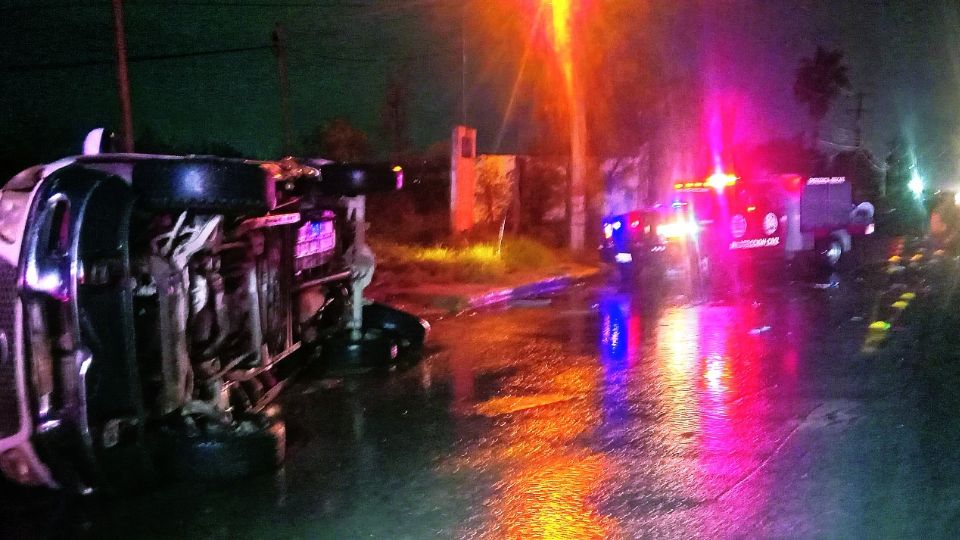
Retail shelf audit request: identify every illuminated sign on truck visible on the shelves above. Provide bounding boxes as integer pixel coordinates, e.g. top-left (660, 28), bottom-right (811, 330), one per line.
top-left (807, 176), bottom-right (847, 185)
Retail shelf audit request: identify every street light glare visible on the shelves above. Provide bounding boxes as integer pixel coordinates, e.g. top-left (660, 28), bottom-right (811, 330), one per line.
top-left (544, 0), bottom-right (574, 85)
top-left (908, 173), bottom-right (924, 197)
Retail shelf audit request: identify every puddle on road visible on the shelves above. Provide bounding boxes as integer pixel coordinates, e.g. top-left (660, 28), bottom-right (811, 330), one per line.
top-left (473, 393), bottom-right (579, 416)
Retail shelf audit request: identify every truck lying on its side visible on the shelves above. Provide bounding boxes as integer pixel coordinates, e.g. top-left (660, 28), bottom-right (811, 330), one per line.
top-left (0, 151), bottom-right (428, 493)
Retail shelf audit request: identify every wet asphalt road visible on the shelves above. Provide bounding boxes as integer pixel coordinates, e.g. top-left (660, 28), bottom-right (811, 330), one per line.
top-left (5, 238), bottom-right (960, 539)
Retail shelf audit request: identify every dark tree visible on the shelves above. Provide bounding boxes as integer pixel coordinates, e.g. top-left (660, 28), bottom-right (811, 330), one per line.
top-left (884, 137), bottom-right (912, 201)
top-left (135, 126), bottom-right (244, 157)
top-left (794, 47), bottom-right (850, 143)
top-left (830, 149), bottom-right (884, 202)
top-left (304, 118), bottom-right (370, 162)
top-left (739, 135), bottom-right (819, 177)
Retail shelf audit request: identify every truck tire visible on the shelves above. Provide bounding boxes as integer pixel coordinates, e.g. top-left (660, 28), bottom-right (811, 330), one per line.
top-left (157, 414), bottom-right (285, 483)
top-left (617, 261), bottom-right (660, 290)
top-left (314, 163), bottom-right (401, 196)
top-left (617, 262), bottom-right (638, 285)
top-left (131, 158), bottom-right (270, 213)
top-left (362, 302), bottom-right (429, 354)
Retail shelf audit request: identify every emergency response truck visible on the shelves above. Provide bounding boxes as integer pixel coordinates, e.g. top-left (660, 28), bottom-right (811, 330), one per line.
top-left (602, 171), bottom-right (875, 287)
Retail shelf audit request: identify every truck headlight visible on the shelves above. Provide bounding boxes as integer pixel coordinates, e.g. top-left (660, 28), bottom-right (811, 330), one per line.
top-left (656, 220), bottom-right (698, 239)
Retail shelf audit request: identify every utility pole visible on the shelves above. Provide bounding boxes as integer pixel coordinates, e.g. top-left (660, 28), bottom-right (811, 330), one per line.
top-left (853, 92), bottom-right (864, 147)
top-left (272, 23), bottom-right (293, 156)
top-left (460, 1), bottom-right (468, 125)
top-left (849, 91), bottom-right (873, 148)
top-left (568, 77), bottom-right (587, 252)
top-left (111, 0), bottom-right (134, 152)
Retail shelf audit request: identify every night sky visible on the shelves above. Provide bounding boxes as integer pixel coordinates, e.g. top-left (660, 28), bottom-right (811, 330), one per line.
top-left (1, 0), bottom-right (957, 183)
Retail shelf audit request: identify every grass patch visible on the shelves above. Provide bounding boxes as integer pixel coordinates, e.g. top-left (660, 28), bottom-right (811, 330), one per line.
top-left (372, 236), bottom-right (566, 284)
top-left (501, 236), bottom-right (557, 270)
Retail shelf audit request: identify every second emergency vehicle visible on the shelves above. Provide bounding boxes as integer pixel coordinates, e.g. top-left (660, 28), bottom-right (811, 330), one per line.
top-left (603, 171), bottom-right (874, 287)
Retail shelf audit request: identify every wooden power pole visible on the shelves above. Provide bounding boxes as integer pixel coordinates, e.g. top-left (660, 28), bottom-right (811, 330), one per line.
top-left (849, 92), bottom-right (873, 148)
top-left (111, 0), bottom-right (135, 152)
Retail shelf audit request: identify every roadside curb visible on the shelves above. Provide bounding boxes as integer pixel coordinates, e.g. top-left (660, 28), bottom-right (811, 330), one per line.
top-left (371, 267), bottom-right (604, 317)
top-left (860, 240), bottom-right (930, 354)
top-left (465, 268), bottom-right (602, 311)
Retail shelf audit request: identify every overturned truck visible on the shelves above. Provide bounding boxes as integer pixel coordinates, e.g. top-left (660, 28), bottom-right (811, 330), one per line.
top-left (0, 153), bottom-right (427, 492)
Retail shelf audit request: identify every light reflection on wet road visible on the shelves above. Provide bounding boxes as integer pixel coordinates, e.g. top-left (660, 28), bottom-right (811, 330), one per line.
top-left (426, 272), bottom-right (870, 538)
top-left (5, 243), bottom-right (960, 539)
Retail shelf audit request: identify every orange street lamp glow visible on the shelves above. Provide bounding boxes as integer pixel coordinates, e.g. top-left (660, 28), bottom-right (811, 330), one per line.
top-left (544, 0), bottom-right (575, 86)
top-left (541, 0), bottom-right (588, 250)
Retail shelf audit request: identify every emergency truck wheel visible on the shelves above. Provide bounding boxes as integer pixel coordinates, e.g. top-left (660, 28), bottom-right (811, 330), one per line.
top-left (617, 262), bottom-right (637, 284)
top-left (617, 261), bottom-right (661, 289)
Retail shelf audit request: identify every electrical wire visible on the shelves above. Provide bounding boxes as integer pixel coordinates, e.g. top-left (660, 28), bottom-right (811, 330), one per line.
top-left (0, 44), bottom-right (272, 72)
top-left (0, 0), bottom-right (450, 12)
top-left (0, 42), bottom-right (458, 72)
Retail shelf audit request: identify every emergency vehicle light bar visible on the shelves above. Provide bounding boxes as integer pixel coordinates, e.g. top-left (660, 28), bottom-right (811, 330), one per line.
top-left (674, 173), bottom-right (737, 192)
top-left (706, 172), bottom-right (738, 191)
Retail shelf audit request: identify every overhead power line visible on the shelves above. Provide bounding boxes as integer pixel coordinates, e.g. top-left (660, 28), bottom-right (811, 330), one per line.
top-left (137, 1), bottom-right (367, 7)
top-left (0, 43), bottom-right (458, 73)
top-left (0, 1), bottom-right (392, 12)
top-left (0, 44), bottom-right (272, 72)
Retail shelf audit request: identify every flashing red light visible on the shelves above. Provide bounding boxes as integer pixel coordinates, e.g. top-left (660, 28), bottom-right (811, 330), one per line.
top-left (630, 220), bottom-right (640, 228)
top-left (392, 165), bottom-right (404, 189)
top-left (782, 174), bottom-right (804, 193)
top-left (746, 205), bottom-right (757, 212)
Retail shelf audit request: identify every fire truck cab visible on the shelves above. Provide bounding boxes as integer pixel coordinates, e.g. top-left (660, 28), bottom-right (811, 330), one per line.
top-left (667, 172), bottom-right (874, 282)
top-left (603, 171), bottom-right (875, 288)
top-left (666, 172), bottom-right (788, 286)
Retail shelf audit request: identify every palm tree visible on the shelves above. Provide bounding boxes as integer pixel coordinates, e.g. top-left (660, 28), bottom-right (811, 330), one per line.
top-left (794, 46), bottom-right (850, 145)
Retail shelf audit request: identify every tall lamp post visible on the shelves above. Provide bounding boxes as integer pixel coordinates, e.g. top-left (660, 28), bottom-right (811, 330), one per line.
top-left (543, 0), bottom-right (587, 251)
